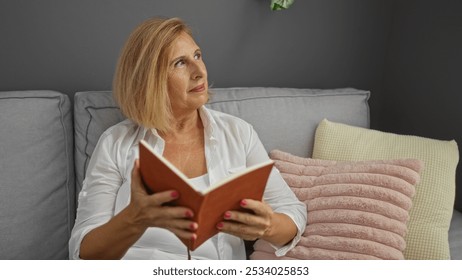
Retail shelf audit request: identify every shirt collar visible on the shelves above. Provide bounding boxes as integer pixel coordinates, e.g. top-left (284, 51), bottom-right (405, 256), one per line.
top-left (199, 106), bottom-right (218, 143)
top-left (136, 105), bottom-right (219, 146)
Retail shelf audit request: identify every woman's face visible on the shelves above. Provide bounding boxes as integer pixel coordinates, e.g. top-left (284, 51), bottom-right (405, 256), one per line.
top-left (167, 32), bottom-right (208, 116)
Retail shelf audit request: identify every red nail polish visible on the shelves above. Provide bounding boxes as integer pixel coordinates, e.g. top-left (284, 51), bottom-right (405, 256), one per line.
top-left (171, 191), bottom-right (179, 198)
top-left (224, 211), bottom-right (231, 219)
top-left (191, 234), bottom-right (197, 241)
top-left (216, 222), bottom-right (223, 229)
top-left (185, 211), bottom-right (193, 218)
top-left (240, 199), bottom-right (247, 207)
top-left (189, 223), bottom-right (197, 230)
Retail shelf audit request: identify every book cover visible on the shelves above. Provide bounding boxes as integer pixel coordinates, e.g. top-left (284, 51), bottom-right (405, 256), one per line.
top-left (138, 139), bottom-right (274, 251)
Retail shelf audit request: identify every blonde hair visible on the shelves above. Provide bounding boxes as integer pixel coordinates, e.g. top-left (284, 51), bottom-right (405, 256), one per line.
top-left (113, 17), bottom-right (192, 133)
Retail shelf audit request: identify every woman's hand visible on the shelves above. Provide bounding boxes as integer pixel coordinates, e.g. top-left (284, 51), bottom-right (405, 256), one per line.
top-left (127, 159), bottom-right (198, 241)
top-left (79, 160), bottom-right (197, 259)
top-left (216, 199), bottom-right (297, 247)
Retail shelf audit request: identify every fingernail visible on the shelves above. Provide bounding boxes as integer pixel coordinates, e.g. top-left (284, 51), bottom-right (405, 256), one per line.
top-left (191, 234), bottom-right (197, 241)
top-left (224, 211), bottom-right (232, 219)
top-left (216, 222), bottom-right (224, 229)
top-left (189, 223), bottom-right (197, 230)
top-left (171, 191), bottom-right (179, 198)
top-left (240, 199), bottom-right (247, 207)
top-left (185, 210), bottom-right (193, 218)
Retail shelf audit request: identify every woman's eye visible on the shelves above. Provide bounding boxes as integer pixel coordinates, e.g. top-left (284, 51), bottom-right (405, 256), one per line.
top-left (174, 59), bottom-right (185, 68)
top-left (194, 53), bottom-right (201, 60)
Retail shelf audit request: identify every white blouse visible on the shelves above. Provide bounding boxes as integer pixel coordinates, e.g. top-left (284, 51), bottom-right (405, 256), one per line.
top-left (69, 106), bottom-right (307, 260)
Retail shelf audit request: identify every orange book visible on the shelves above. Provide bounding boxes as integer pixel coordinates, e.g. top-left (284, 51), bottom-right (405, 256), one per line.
top-left (138, 139), bottom-right (274, 251)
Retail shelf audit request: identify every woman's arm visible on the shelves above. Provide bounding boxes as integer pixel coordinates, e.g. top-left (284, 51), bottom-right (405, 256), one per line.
top-left (217, 199), bottom-right (297, 247)
top-left (217, 124), bottom-right (306, 251)
top-left (79, 160), bottom-right (198, 259)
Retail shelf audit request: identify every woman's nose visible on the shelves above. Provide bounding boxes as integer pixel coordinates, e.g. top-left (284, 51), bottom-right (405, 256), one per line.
top-left (191, 61), bottom-right (206, 80)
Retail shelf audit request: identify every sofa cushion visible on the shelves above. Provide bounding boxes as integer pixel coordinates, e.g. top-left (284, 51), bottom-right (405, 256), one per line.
top-left (73, 91), bottom-right (125, 194)
top-left (312, 119), bottom-right (459, 259)
top-left (207, 87), bottom-right (370, 158)
top-left (251, 150), bottom-right (422, 260)
top-left (73, 88), bottom-right (370, 195)
top-left (0, 90), bottom-right (75, 259)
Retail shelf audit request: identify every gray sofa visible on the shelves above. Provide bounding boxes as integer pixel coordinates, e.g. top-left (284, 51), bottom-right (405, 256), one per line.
top-left (0, 88), bottom-right (460, 259)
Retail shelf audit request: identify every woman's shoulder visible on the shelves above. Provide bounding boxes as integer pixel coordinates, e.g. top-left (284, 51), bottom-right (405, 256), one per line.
top-left (205, 107), bottom-right (252, 128)
top-left (100, 118), bottom-right (137, 136)
top-left (203, 107), bottom-right (256, 144)
top-left (97, 119), bottom-right (142, 147)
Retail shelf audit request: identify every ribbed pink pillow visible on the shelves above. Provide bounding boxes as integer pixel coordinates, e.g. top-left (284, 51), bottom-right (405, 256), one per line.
top-left (251, 150), bottom-right (423, 260)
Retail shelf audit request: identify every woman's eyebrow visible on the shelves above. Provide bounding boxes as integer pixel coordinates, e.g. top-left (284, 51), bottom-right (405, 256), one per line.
top-left (171, 48), bottom-right (202, 65)
top-left (171, 55), bottom-right (186, 65)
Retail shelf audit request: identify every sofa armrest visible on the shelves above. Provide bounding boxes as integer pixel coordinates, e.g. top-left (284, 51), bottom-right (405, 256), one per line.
top-left (449, 209), bottom-right (462, 259)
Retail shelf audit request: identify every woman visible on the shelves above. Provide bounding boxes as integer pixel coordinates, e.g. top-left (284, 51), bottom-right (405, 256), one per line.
top-left (69, 17), bottom-right (306, 260)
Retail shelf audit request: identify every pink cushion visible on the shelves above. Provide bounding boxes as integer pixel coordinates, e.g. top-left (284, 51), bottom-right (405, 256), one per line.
top-left (251, 150), bottom-right (423, 260)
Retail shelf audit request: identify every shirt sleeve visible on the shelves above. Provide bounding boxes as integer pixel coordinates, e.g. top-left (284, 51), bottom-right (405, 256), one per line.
top-left (68, 130), bottom-right (124, 260)
top-left (245, 125), bottom-right (307, 256)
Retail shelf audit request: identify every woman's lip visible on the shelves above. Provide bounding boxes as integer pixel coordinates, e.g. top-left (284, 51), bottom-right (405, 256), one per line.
top-left (189, 84), bottom-right (206, 92)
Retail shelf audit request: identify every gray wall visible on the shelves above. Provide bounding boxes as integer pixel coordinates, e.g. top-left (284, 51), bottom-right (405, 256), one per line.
top-left (1, 1), bottom-right (460, 207)
top-left (382, 0), bottom-right (462, 209)
top-left (0, 0), bottom-right (391, 113)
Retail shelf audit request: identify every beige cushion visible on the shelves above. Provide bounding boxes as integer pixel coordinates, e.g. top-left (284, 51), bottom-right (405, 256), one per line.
top-left (312, 119), bottom-right (459, 259)
top-left (250, 150), bottom-right (422, 260)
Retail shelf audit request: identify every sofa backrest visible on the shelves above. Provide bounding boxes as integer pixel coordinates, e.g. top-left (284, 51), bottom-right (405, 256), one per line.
top-left (73, 91), bottom-right (125, 196)
top-left (0, 90), bottom-right (75, 259)
top-left (73, 87), bottom-right (370, 194)
top-left (207, 88), bottom-right (370, 156)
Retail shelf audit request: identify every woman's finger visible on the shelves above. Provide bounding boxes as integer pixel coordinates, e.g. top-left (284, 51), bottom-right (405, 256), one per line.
top-left (217, 221), bottom-right (260, 241)
top-left (148, 190), bottom-right (181, 206)
top-left (239, 199), bottom-right (272, 217)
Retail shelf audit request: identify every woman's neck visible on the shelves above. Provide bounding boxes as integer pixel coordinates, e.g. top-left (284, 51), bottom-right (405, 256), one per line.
top-left (161, 109), bottom-right (203, 142)
top-left (159, 109), bottom-right (207, 178)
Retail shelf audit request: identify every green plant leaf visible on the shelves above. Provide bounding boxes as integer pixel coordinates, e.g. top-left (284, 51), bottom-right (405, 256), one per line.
top-left (270, 0), bottom-right (295, 11)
